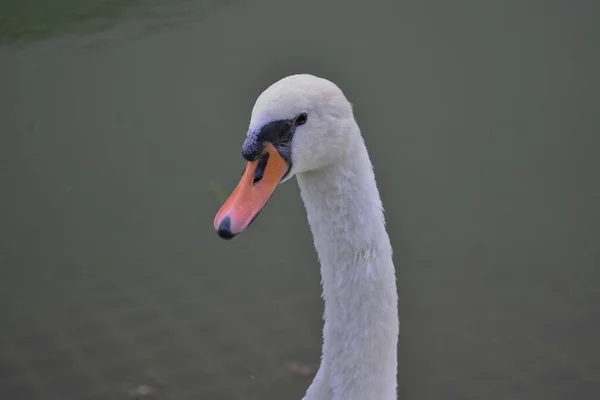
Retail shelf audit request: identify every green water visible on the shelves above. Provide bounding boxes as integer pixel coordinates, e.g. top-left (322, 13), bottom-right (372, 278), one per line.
top-left (1, 0), bottom-right (599, 399)
top-left (0, 0), bottom-right (139, 44)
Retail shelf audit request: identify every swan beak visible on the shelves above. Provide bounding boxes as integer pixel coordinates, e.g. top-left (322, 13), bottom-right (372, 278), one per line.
top-left (214, 143), bottom-right (289, 239)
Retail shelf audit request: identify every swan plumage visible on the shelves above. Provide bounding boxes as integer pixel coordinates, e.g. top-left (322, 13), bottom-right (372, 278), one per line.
top-left (214, 74), bottom-right (399, 400)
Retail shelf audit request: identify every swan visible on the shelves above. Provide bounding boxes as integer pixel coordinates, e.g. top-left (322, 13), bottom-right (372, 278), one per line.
top-left (213, 74), bottom-right (399, 400)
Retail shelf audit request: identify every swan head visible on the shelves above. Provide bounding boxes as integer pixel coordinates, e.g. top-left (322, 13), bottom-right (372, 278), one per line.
top-left (214, 74), bottom-right (355, 239)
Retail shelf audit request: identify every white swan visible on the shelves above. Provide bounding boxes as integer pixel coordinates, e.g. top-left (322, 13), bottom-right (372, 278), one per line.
top-left (214, 74), bottom-right (399, 400)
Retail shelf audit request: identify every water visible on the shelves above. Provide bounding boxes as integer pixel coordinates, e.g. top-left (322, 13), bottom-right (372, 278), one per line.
top-left (1, 0), bottom-right (599, 399)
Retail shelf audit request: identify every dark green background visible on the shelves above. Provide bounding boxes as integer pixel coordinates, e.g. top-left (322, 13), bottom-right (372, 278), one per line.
top-left (1, 0), bottom-right (598, 399)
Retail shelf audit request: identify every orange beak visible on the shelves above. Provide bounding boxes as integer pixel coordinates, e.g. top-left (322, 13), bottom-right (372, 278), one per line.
top-left (214, 143), bottom-right (289, 239)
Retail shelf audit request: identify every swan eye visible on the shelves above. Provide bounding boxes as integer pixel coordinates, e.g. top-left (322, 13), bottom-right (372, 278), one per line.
top-left (295, 113), bottom-right (308, 126)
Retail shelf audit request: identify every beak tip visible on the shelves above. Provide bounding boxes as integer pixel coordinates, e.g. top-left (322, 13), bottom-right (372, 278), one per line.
top-left (216, 216), bottom-right (236, 240)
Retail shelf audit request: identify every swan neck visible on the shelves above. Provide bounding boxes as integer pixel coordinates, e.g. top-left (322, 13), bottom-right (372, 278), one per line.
top-left (297, 129), bottom-right (399, 399)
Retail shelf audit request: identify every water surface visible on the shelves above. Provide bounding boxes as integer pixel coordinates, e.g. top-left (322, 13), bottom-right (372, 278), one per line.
top-left (1, 0), bottom-right (599, 399)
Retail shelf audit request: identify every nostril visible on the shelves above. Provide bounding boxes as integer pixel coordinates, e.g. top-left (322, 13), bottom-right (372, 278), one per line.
top-left (253, 152), bottom-right (270, 184)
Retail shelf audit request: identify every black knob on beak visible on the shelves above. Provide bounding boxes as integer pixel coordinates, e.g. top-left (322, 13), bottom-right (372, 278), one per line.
top-left (241, 137), bottom-right (262, 161)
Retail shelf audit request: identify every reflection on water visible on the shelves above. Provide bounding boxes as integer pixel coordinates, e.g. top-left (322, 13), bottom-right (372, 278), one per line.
top-left (0, 0), bottom-right (235, 47)
top-left (1, 0), bottom-right (599, 399)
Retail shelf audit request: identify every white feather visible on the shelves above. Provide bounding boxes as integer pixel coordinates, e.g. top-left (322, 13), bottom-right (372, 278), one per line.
top-left (249, 74), bottom-right (399, 400)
